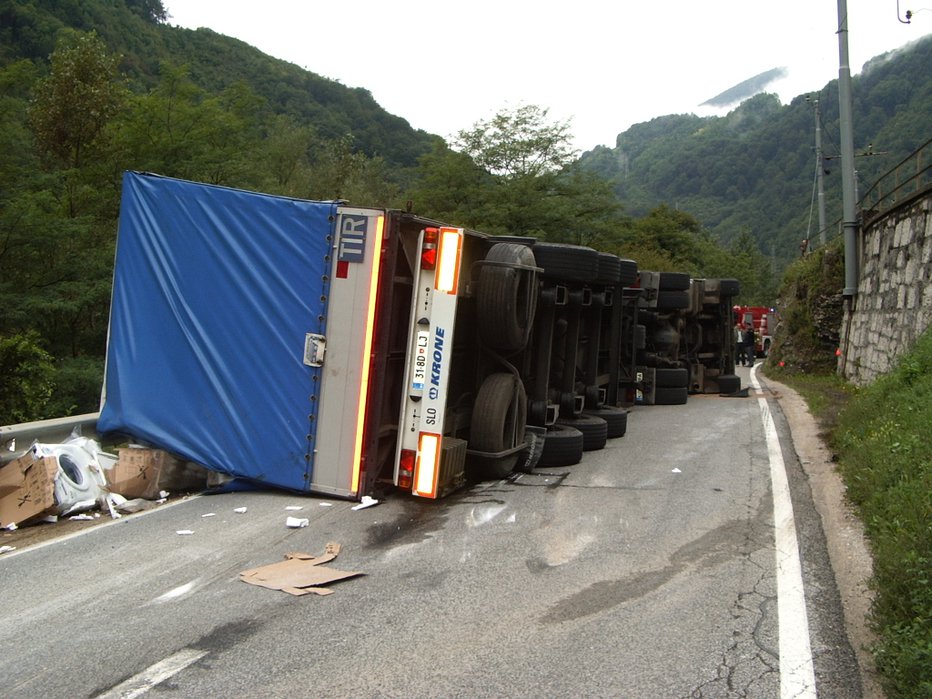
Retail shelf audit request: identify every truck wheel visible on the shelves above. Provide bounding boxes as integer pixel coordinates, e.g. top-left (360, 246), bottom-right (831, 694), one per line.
top-left (656, 290), bottom-right (690, 310)
top-left (583, 406), bottom-right (628, 438)
top-left (470, 373), bottom-right (527, 478)
top-left (478, 243), bottom-right (537, 352)
top-left (619, 259), bottom-right (638, 287)
top-left (718, 374), bottom-right (741, 394)
top-left (531, 242), bottom-right (598, 283)
top-left (658, 272), bottom-right (691, 291)
top-left (538, 424), bottom-right (584, 467)
top-left (558, 414), bottom-right (608, 451)
top-left (654, 386), bottom-right (688, 405)
top-left (655, 367), bottom-right (688, 388)
top-left (595, 252), bottom-right (622, 285)
top-left (719, 278), bottom-right (740, 297)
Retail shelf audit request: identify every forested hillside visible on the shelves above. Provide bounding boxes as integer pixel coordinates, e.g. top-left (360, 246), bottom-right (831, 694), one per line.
top-left (1, 0), bottom-right (438, 170)
top-left (579, 34), bottom-right (932, 268)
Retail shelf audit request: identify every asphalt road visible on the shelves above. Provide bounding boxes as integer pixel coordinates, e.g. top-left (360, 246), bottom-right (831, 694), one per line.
top-left (0, 368), bottom-right (862, 698)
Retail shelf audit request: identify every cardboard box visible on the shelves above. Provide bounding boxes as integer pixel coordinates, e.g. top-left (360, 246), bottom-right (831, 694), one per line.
top-left (0, 450), bottom-right (59, 527)
top-left (107, 448), bottom-right (206, 499)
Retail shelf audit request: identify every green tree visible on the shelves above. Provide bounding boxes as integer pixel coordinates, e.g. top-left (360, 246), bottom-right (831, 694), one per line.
top-left (29, 31), bottom-right (125, 170)
top-left (306, 135), bottom-right (400, 206)
top-left (416, 105), bottom-right (624, 242)
top-left (453, 104), bottom-right (577, 178)
top-left (0, 332), bottom-right (55, 423)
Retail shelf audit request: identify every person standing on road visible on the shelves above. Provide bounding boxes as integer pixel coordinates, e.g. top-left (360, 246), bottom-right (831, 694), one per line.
top-left (744, 325), bottom-right (757, 366)
top-left (735, 323), bottom-right (745, 366)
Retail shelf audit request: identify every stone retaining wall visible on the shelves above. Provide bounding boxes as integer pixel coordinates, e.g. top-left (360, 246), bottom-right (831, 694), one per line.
top-left (839, 190), bottom-right (932, 384)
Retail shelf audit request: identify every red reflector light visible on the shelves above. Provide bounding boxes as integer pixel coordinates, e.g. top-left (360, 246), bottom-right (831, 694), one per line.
top-left (399, 449), bottom-right (415, 490)
top-left (421, 247), bottom-right (437, 270)
top-left (336, 260), bottom-right (349, 279)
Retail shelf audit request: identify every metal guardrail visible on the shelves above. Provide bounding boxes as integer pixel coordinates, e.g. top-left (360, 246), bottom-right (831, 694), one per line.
top-left (859, 137), bottom-right (932, 223)
top-left (1, 412), bottom-right (100, 463)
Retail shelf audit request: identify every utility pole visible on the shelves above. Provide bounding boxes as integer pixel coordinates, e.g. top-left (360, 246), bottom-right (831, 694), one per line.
top-left (812, 98), bottom-right (828, 246)
top-left (837, 0), bottom-right (859, 296)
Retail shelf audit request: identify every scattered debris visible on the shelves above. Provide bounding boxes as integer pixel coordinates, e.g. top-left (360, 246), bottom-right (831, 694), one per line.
top-left (319, 502), bottom-right (333, 507)
top-left (285, 506), bottom-right (303, 511)
top-left (107, 447), bottom-right (206, 500)
top-left (1, 435), bottom-right (208, 530)
top-left (176, 530), bottom-right (194, 536)
top-left (239, 543), bottom-right (363, 596)
top-left (672, 468), bottom-right (682, 473)
top-left (0, 545), bottom-right (16, 554)
top-left (201, 513), bottom-right (216, 518)
top-left (351, 495), bottom-right (379, 511)
top-left (233, 507), bottom-right (247, 514)
top-left (285, 516), bottom-right (309, 528)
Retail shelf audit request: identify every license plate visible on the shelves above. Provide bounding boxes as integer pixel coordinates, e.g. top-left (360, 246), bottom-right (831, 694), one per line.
top-left (412, 331), bottom-right (429, 390)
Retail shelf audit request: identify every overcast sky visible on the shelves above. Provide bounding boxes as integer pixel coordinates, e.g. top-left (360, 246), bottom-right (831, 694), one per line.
top-left (163, 1), bottom-right (929, 152)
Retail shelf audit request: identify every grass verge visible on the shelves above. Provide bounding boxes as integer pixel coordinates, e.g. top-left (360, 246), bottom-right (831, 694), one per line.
top-left (766, 331), bottom-right (932, 699)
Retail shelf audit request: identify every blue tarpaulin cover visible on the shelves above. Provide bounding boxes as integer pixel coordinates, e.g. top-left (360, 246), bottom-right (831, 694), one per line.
top-left (98, 172), bottom-right (337, 492)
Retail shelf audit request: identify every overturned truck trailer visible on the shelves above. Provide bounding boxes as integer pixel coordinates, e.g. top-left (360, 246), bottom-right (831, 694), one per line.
top-left (99, 173), bottom-right (737, 501)
top-left (103, 173), bottom-right (635, 500)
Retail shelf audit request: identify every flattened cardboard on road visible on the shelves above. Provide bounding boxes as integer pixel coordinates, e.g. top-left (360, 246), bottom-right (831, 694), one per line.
top-left (239, 543), bottom-right (364, 596)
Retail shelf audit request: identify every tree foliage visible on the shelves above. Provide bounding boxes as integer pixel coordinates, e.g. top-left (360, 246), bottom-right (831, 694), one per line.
top-left (29, 31), bottom-right (126, 169)
top-left (453, 104), bottom-right (577, 178)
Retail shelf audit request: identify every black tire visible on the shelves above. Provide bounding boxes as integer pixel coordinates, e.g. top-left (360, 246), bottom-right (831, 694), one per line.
top-left (654, 386), bottom-right (688, 405)
top-left (532, 242), bottom-right (598, 284)
top-left (655, 367), bottom-right (688, 388)
top-left (538, 424), bottom-right (584, 467)
top-left (558, 414), bottom-right (608, 451)
top-left (583, 406), bottom-right (628, 438)
top-left (658, 272), bottom-right (691, 291)
top-left (470, 373), bottom-right (527, 478)
top-left (619, 259), bottom-right (638, 287)
top-left (656, 290), bottom-right (690, 310)
top-left (595, 252), bottom-right (622, 285)
top-left (478, 243), bottom-right (537, 352)
top-left (719, 278), bottom-right (740, 297)
top-left (717, 374), bottom-right (741, 394)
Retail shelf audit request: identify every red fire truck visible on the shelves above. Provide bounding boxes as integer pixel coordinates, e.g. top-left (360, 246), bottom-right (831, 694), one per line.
top-left (733, 305), bottom-right (777, 357)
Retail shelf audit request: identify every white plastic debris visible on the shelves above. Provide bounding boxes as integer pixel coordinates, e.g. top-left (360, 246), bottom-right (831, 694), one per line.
top-left (233, 507), bottom-right (247, 514)
top-left (285, 516), bottom-right (309, 528)
top-left (60, 499), bottom-right (95, 517)
top-left (68, 514), bottom-right (95, 521)
top-left (0, 545), bottom-right (16, 554)
top-left (351, 495), bottom-right (379, 511)
top-left (285, 505), bottom-right (303, 511)
top-left (201, 513), bottom-right (216, 518)
top-left (3, 522), bottom-right (17, 531)
top-left (671, 468), bottom-right (682, 474)
top-left (176, 530), bottom-right (195, 536)
top-left (319, 502), bottom-right (333, 507)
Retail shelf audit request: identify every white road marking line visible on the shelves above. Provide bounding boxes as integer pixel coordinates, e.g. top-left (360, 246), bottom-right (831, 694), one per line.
top-left (96, 648), bottom-right (207, 699)
top-left (750, 366), bottom-right (817, 698)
